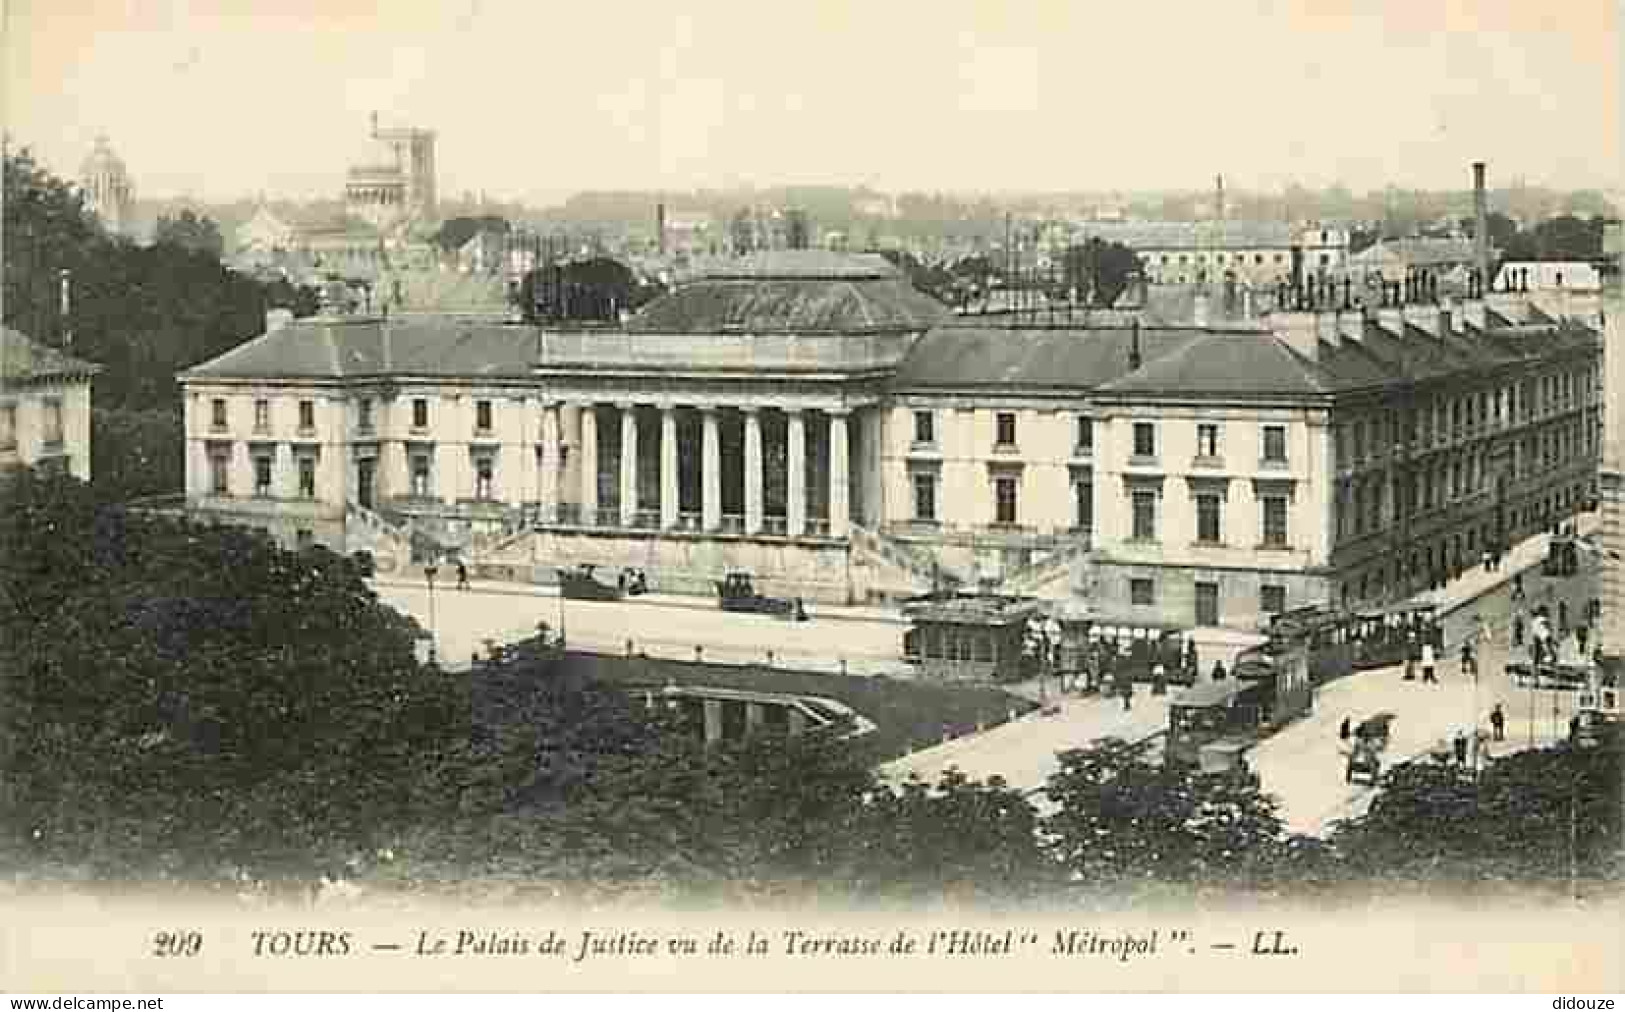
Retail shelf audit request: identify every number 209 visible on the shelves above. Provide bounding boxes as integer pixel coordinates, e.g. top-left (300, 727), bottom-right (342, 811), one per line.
top-left (153, 931), bottom-right (203, 957)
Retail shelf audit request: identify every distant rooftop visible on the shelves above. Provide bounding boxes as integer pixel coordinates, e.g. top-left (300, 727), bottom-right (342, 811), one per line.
top-left (0, 327), bottom-right (101, 385)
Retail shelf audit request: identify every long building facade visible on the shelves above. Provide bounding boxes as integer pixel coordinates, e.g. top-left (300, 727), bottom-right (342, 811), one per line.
top-left (178, 249), bottom-right (1603, 631)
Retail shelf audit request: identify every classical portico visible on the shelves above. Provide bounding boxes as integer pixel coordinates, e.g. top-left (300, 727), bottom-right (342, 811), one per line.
top-left (525, 251), bottom-right (947, 601)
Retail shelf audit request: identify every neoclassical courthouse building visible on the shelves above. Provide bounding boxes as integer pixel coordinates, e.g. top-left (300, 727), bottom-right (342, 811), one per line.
top-left (179, 248), bottom-right (1605, 631)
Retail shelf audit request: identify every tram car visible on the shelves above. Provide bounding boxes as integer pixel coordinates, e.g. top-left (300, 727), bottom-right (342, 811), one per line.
top-left (1263, 604), bottom-right (1356, 685)
top-left (1084, 619), bottom-right (1198, 687)
top-left (1166, 679), bottom-right (1271, 770)
top-left (1232, 637), bottom-right (1314, 729)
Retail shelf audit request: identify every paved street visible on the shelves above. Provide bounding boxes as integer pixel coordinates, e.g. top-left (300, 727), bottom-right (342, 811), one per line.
top-left (880, 690), bottom-right (1171, 797)
top-left (372, 579), bottom-right (911, 676)
top-left (1253, 523), bottom-right (1603, 835)
top-left (373, 517), bottom-right (1604, 836)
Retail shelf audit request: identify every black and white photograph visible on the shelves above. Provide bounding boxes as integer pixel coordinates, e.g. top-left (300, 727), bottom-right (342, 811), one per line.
top-left (0, 0), bottom-right (1621, 997)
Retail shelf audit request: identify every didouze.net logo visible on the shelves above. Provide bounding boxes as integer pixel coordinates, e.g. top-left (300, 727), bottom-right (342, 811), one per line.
top-left (1553, 999), bottom-right (1615, 1009)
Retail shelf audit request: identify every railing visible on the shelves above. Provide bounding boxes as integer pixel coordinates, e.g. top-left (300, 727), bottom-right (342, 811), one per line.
top-left (761, 516), bottom-right (789, 537)
top-left (594, 507), bottom-right (622, 527)
top-left (804, 518), bottom-right (831, 538)
top-left (537, 330), bottom-right (919, 372)
top-left (719, 514), bottom-right (745, 535)
top-left (632, 508), bottom-right (662, 529)
top-left (675, 511), bottom-right (704, 532)
top-left (553, 503), bottom-right (581, 525)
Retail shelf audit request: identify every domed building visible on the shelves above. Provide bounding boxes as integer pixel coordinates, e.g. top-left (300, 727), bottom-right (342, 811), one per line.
top-left (344, 113), bottom-right (436, 233)
top-left (79, 135), bottom-right (134, 236)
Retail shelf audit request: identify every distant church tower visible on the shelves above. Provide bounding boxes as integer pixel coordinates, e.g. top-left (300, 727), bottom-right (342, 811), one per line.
top-left (344, 113), bottom-right (437, 232)
top-left (80, 135), bottom-right (134, 236)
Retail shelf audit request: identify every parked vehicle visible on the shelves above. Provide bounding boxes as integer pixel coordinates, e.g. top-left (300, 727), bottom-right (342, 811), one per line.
top-left (715, 572), bottom-right (807, 621)
top-left (1166, 678), bottom-right (1270, 769)
top-left (558, 563), bottom-right (649, 601)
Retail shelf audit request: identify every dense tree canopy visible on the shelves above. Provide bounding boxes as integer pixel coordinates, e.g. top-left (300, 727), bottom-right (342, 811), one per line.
top-left (0, 471), bottom-right (464, 889)
top-left (4, 147), bottom-right (315, 412)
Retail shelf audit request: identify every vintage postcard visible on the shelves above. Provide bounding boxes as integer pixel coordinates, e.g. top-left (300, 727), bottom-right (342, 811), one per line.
top-left (0, 0), bottom-right (1621, 995)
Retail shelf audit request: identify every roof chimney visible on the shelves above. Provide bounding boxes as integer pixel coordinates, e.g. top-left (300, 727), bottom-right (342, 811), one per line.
top-left (656, 202), bottom-right (667, 255)
top-left (1129, 319), bottom-right (1143, 371)
top-left (1473, 162), bottom-right (1490, 292)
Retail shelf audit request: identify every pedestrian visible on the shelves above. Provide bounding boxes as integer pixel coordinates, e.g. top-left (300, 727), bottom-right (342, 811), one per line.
top-left (1339, 716), bottom-right (1351, 741)
top-left (1460, 640), bottom-right (1476, 680)
top-left (1210, 659), bottom-right (1227, 682)
top-left (456, 560), bottom-right (469, 590)
top-left (1576, 624), bottom-right (1589, 656)
top-left (1512, 614), bottom-right (1525, 649)
top-left (1482, 549), bottom-right (1493, 573)
top-left (1559, 600), bottom-right (1569, 636)
top-left (1151, 660), bottom-right (1167, 696)
top-left (1452, 731), bottom-right (1468, 765)
top-left (1120, 680), bottom-right (1133, 712)
top-left (1421, 641), bottom-right (1437, 684)
top-left (1490, 703), bottom-right (1505, 742)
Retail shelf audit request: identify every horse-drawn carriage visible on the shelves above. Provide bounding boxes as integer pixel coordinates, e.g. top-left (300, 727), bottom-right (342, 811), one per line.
top-left (1345, 712), bottom-right (1394, 786)
top-left (716, 572), bottom-right (808, 621)
top-left (558, 563), bottom-right (649, 601)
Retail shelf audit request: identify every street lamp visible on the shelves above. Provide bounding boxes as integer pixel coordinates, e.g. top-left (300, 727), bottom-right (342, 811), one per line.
top-left (423, 563), bottom-right (439, 664)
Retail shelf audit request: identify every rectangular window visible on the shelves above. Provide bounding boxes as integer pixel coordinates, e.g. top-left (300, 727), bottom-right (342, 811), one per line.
top-left (358, 398), bottom-right (374, 434)
top-left (1130, 578), bottom-right (1155, 606)
top-left (1262, 496), bottom-right (1289, 548)
top-left (476, 399), bottom-right (493, 433)
top-left (209, 453), bottom-right (229, 494)
top-left (1262, 424), bottom-right (1287, 463)
top-left (412, 398), bottom-right (429, 429)
top-left (993, 476), bottom-right (1018, 524)
top-left (253, 398), bottom-right (270, 432)
top-left (475, 457), bottom-right (494, 499)
top-left (913, 472), bottom-right (936, 521)
top-left (1196, 493), bottom-right (1222, 543)
top-left (994, 412), bottom-right (1017, 448)
top-left (1196, 423), bottom-right (1219, 459)
top-left (254, 454), bottom-right (273, 497)
top-left (298, 399), bottom-right (315, 432)
top-left (1261, 584), bottom-right (1286, 615)
top-left (1074, 478), bottom-right (1092, 533)
top-left (410, 454), bottom-right (431, 497)
top-left (42, 400), bottom-right (63, 446)
top-left (0, 405), bottom-right (14, 450)
top-left (1133, 421), bottom-right (1156, 458)
top-left (913, 410), bottom-right (935, 446)
top-left (1131, 489), bottom-right (1157, 541)
top-left (1074, 415), bottom-right (1093, 455)
top-left (211, 398), bottom-right (227, 430)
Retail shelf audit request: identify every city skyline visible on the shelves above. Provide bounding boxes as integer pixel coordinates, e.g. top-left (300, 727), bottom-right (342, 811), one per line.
top-left (6, 0), bottom-right (1619, 205)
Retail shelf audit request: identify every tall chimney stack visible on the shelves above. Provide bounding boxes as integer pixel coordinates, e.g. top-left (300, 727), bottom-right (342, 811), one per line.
top-left (1215, 174), bottom-right (1225, 222)
top-left (656, 202), bottom-right (667, 255)
top-left (1473, 161), bottom-right (1490, 293)
top-left (58, 269), bottom-right (72, 348)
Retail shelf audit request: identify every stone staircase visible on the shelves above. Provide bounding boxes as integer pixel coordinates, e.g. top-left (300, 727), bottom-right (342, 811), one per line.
top-left (848, 524), bottom-right (965, 601)
top-left (1000, 536), bottom-right (1092, 598)
top-left (344, 502), bottom-right (415, 575)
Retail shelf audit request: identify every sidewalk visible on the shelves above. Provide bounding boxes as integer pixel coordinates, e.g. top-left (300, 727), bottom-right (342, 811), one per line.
top-left (1404, 512), bottom-right (1601, 628)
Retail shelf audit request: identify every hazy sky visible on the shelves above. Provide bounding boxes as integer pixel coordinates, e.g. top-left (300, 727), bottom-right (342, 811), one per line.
top-left (5, 0), bottom-right (1620, 204)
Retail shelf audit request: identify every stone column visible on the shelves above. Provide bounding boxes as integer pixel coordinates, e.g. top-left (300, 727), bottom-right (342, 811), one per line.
top-left (619, 402), bottom-right (638, 527)
top-left (539, 402), bottom-right (560, 520)
top-left (829, 409), bottom-right (851, 537)
top-left (702, 407), bottom-right (721, 531)
top-left (660, 406), bottom-right (679, 529)
top-left (579, 403), bottom-right (598, 526)
top-left (787, 408), bottom-right (806, 538)
top-left (744, 406), bottom-right (764, 535)
top-left (745, 702), bottom-right (765, 736)
top-left (702, 698), bottom-right (724, 745)
top-left (274, 442), bottom-right (296, 499)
